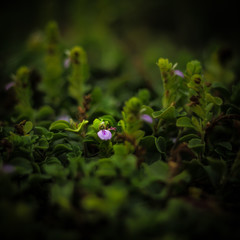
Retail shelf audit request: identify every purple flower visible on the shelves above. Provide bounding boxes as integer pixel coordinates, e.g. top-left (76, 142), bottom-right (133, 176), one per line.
top-left (97, 130), bottom-right (112, 141)
top-left (174, 70), bottom-right (184, 78)
top-left (1, 164), bottom-right (15, 173)
top-left (64, 58), bottom-right (70, 69)
top-left (5, 82), bottom-right (15, 91)
top-left (140, 114), bottom-right (153, 124)
top-left (57, 115), bottom-right (70, 122)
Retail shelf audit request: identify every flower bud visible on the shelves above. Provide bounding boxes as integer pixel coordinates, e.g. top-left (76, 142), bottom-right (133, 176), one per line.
top-left (140, 114), bottom-right (153, 124)
top-left (174, 70), bottom-right (184, 78)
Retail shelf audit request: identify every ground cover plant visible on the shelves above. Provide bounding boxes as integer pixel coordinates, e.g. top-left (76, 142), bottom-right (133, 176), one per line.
top-left (1, 21), bottom-right (240, 240)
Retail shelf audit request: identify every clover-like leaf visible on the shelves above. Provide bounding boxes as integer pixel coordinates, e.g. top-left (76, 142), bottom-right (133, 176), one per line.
top-left (179, 134), bottom-right (199, 142)
top-left (155, 136), bottom-right (166, 154)
top-left (23, 121), bottom-right (33, 134)
top-left (206, 93), bottom-right (223, 106)
top-left (176, 117), bottom-right (194, 129)
top-left (152, 105), bottom-right (176, 120)
top-left (49, 120), bottom-right (71, 131)
top-left (34, 138), bottom-right (49, 150)
top-left (188, 138), bottom-right (205, 151)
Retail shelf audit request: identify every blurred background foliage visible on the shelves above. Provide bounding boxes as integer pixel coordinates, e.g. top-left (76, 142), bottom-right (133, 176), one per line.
top-left (0, 0), bottom-right (240, 117)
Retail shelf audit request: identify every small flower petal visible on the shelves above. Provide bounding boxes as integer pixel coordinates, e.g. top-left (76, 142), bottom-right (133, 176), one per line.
top-left (174, 70), bottom-right (184, 78)
top-left (5, 82), bottom-right (15, 91)
top-left (97, 130), bottom-right (112, 140)
top-left (57, 115), bottom-right (70, 122)
top-left (64, 58), bottom-right (70, 69)
top-left (1, 164), bottom-right (15, 173)
top-left (140, 114), bottom-right (153, 124)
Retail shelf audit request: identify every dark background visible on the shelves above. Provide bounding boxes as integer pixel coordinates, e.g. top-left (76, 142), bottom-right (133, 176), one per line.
top-left (0, 0), bottom-right (240, 91)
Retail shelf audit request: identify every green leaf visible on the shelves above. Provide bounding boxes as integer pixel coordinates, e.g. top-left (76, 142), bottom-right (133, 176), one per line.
top-left (140, 105), bottom-right (154, 116)
top-left (52, 143), bottom-right (72, 154)
top-left (211, 82), bottom-right (230, 97)
top-left (100, 115), bottom-right (116, 126)
top-left (65, 120), bottom-right (88, 133)
top-left (118, 119), bottom-right (126, 132)
top-left (92, 118), bottom-right (103, 131)
top-left (157, 58), bottom-right (173, 72)
top-left (82, 194), bottom-right (107, 213)
top-left (188, 138), bottom-right (204, 150)
top-left (51, 132), bottom-right (68, 140)
top-left (96, 160), bottom-right (116, 177)
top-left (152, 106), bottom-right (176, 120)
top-left (186, 60), bottom-right (202, 75)
top-left (91, 86), bottom-right (103, 104)
top-left (140, 136), bottom-right (157, 151)
top-left (206, 93), bottom-right (223, 106)
top-left (51, 181), bottom-right (74, 209)
top-left (191, 105), bottom-right (205, 119)
top-left (112, 153), bottom-right (137, 177)
top-left (34, 126), bottom-right (53, 140)
top-left (204, 158), bottom-right (227, 187)
top-left (49, 120), bottom-right (70, 131)
top-left (176, 117), bottom-right (194, 129)
top-left (68, 156), bottom-right (83, 178)
top-left (43, 164), bottom-right (64, 176)
top-left (183, 159), bottom-right (209, 183)
top-left (35, 105), bottom-right (54, 120)
top-left (179, 134), bottom-right (199, 142)
top-left (42, 157), bottom-right (69, 178)
top-left (216, 141), bottom-right (232, 151)
top-left (144, 160), bottom-right (169, 182)
top-left (132, 130), bottom-right (145, 143)
top-left (138, 89), bottom-right (150, 104)
top-left (171, 170), bottom-right (191, 183)
top-left (35, 138), bottom-right (49, 150)
top-left (213, 97), bottom-right (223, 106)
top-left (23, 121), bottom-right (33, 134)
top-left (205, 103), bottom-right (214, 113)
top-left (191, 116), bottom-right (202, 132)
top-left (155, 136), bottom-right (166, 154)
top-left (113, 144), bottom-right (129, 156)
top-left (46, 157), bottom-right (62, 165)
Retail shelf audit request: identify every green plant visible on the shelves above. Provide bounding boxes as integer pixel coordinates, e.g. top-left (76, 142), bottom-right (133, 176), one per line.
top-left (1, 22), bottom-right (240, 240)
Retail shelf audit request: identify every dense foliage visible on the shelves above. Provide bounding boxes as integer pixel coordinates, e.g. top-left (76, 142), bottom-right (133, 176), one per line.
top-left (1, 22), bottom-right (240, 240)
